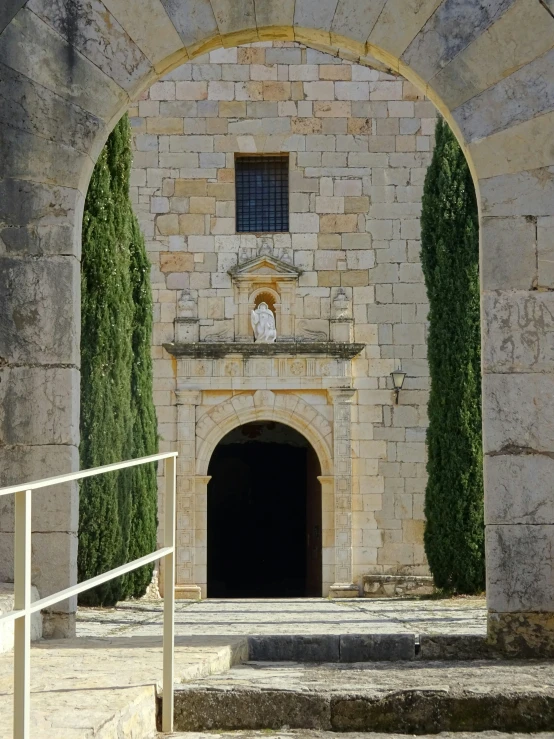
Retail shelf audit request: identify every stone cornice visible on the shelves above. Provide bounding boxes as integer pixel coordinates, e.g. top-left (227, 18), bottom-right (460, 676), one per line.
top-left (163, 341), bottom-right (365, 360)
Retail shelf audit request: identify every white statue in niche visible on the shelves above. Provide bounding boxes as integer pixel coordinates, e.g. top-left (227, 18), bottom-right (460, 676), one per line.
top-left (251, 302), bottom-right (277, 343)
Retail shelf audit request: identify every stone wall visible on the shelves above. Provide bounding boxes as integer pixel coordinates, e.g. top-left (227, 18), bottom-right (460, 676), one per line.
top-left (129, 40), bottom-right (436, 589)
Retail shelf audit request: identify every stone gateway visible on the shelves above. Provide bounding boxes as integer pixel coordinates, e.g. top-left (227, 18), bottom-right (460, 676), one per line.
top-left (0, 0), bottom-right (554, 656)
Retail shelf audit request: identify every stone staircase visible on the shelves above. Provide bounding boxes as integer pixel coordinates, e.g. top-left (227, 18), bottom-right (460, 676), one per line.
top-left (166, 633), bottom-right (554, 735)
top-left (0, 635), bottom-right (247, 738)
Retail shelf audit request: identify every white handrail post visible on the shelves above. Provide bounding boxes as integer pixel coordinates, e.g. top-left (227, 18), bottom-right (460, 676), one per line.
top-left (13, 490), bottom-right (32, 739)
top-left (162, 455), bottom-right (176, 733)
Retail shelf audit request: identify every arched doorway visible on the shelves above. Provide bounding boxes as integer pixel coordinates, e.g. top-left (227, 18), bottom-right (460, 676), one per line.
top-left (207, 421), bottom-right (322, 598)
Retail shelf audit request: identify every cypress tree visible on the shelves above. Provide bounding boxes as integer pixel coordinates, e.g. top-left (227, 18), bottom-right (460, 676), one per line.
top-left (420, 117), bottom-right (485, 594)
top-left (79, 114), bottom-right (158, 604)
top-left (125, 208), bottom-right (159, 598)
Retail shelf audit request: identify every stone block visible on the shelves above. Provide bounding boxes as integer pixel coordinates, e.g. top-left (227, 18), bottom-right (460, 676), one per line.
top-left (341, 271), bottom-right (369, 287)
top-left (0, 367), bottom-right (79, 446)
top-left (401, 0), bottom-right (510, 83)
top-left (0, 444), bottom-right (79, 533)
top-left (485, 453), bottom-right (554, 525)
top-left (418, 634), bottom-right (497, 661)
top-left (483, 292), bottom-right (554, 373)
top-left (27, 0), bottom-right (154, 94)
top-left (454, 46), bottom-right (554, 144)
top-left (483, 373), bottom-right (554, 454)
top-left (481, 167), bottom-right (554, 217)
top-left (248, 635), bottom-right (340, 661)
top-left (157, 213), bottom-right (180, 235)
top-left (0, 8), bottom-right (127, 121)
top-left (368, 0), bottom-right (441, 59)
top-left (179, 214), bottom-right (206, 234)
top-left (345, 197), bottom-right (370, 213)
top-left (0, 179), bottom-right (82, 258)
top-left (254, 0), bottom-right (295, 29)
top-left (160, 252), bottom-right (194, 272)
top-left (436, 0), bottom-right (553, 114)
top-left (0, 256), bottom-right (79, 366)
top-left (190, 196), bottom-right (216, 214)
top-left (470, 108), bottom-right (554, 181)
top-left (294, 0), bottom-right (339, 30)
top-left (237, 48), bottom-right (265, 65)
top-left (487, 523), bottom-right (554, 612)
top-left (0, 61), bottom-right (103, 157)
top-left (340, 634), bottom-right (415, 662)
top-left (538, 216), bottom-right (554, 288)
top-left (175, 179), bottom-right (208, 197)
top-left (320, 215), bottom-right (358, 233)
top-left (147, 117), bottom-right (183, 134)
top-left (158, 0), bottom-right (218, 51)
top-left (0, 119), bottom-right (91, 193)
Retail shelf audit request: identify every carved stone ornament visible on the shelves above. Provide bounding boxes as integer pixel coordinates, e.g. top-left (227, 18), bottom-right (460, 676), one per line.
top-left (251, 302), bottom-right (277, 343)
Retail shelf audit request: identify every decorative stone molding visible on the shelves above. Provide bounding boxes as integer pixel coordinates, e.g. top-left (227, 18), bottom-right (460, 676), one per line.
top-left (164, 341), bottom-right (364, 360)
top-left (182, 390), bottom-right (339, 596)
top-left (175, 290), bottom-right (200, 343)
top-left (330, 287), bottom-right (354, 343)
top-left (174, 389), bottom-right (203, 597)
top-left (328, 387), bottom-right (357, 597)
top-left (229, 254), bottom-right (302, 342)
top-left (195, 391), bottom-right (333, 477)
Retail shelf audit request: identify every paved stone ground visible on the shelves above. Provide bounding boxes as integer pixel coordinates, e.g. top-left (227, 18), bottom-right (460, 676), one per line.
top-left (77, 596), bottom-right (487, 638)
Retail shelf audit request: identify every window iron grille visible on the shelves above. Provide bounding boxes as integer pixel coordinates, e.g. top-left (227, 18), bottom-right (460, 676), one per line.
top-left (235, 155), bottom-right (289, 233)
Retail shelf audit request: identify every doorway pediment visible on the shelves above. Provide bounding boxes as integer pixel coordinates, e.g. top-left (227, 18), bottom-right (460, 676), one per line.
top-left (229, 254), bottom-right (302, 278)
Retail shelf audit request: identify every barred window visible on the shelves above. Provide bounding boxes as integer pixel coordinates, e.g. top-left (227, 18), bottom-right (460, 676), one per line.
top-left (235, 155), bottom-right (289, 233)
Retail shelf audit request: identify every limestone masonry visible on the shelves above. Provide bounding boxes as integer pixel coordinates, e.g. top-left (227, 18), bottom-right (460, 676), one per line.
top-left (129, 41), bottom-right (436, 598)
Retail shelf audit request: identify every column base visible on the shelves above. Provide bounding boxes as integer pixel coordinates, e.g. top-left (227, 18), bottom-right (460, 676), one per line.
top-left (488, 611), bottom-right (554, 657)
top-left (175, 585), bottom-right (202, 600)
top-left (329, 582), bottom-right (359, 599)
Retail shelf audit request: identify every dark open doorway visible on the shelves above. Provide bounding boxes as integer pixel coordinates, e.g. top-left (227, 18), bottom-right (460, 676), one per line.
top-left (207, 421), bottom-right (322, 598)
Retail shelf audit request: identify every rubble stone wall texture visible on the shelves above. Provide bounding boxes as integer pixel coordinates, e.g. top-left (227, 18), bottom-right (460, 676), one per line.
top-left (129, 41), bottom-right (437, 587)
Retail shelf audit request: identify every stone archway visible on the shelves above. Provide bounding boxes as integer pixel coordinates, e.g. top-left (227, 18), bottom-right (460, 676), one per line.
top-left (1, 1), bottom-right (554, 651)
top-left (206, 420), bottom-right (324, 598)
top-left (188, 391), bottom-right (334, 597)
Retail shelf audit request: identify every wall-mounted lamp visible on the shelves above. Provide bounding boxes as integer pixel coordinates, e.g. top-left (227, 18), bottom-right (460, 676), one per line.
top-left (390, 368), bottom-right (406, 405)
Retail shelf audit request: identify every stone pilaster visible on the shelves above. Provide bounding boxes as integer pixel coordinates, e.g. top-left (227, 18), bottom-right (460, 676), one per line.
top-left (235, 283), bottom-right (253, 341)
top-left (175, 389), bottom-right (202, 599)
top-left (194, 475), bottom-right (211, 598)
top-left (328, 388), bottom-right (358, 598)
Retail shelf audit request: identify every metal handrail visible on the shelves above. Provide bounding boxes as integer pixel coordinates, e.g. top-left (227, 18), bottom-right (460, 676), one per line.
top-left (0, 451), bottom-right (178, 738)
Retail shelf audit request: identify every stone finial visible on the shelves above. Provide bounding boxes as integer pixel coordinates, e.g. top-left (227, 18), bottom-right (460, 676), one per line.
top-left (331, 287), bottom-right (354, 343)
top-left (331, 287), bottom-right (352, 320)
top-left (177, 289), bottom-right (197, 319)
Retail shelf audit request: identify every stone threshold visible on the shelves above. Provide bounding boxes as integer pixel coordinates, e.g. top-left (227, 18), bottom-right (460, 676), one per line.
top-left (163, 341), bottom-right (366, 359)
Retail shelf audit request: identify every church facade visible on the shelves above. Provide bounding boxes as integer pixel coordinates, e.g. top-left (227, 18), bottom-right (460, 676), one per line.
top-left (129, 40), bottom-right (436, 599)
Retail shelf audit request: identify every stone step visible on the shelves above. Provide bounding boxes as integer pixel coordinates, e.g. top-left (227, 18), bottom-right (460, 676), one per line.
top-left (163, 733), bottom-right (554, 739)
top-left (246, 633), bottom-right (497, 662)
top-left (172, 660), bottom-right (554, 734)
top-left (0, 636), bottom-right (247, 738)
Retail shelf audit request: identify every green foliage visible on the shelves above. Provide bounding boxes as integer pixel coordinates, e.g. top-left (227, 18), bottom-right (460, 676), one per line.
top-left (420, 117), bottom-right (485, 594)
top-left (79, 115), bottom-right (158, 605)
top-left (125, 209), bottom-right (159, 598)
